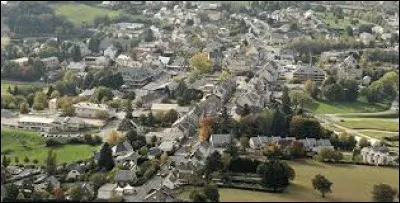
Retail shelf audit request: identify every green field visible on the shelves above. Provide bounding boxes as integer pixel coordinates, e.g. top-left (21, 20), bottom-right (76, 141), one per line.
top-left (360, 130), bottom-right (399, 139)
top-left (319, 13), bottom-right (374, 30)
top-left (337, 119), bottom-right (399, 132)
top-left (1, 129), bottom-right (100, 165)
top-left (338, 111), bottom-right (399, 119)
top-left (307, 99), bottom-right (389, 114)
top-left (51, 3), bottom-right (120, 26)
top-left (179, 160), bottom-right (399, 202)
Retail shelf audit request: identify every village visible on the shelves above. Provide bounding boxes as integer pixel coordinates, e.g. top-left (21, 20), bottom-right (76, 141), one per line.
top-left (0, 1), bottom-right (399, 202)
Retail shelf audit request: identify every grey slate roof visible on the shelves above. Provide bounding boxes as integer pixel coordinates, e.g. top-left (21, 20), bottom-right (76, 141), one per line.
top-left (114, 170), bottom-right (137, 183)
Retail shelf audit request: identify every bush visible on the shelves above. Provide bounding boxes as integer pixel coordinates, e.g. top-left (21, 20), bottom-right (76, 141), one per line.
top-left (228, 157), bottom-right (261, 173)
top-left (46, 139), bottom-right (63, 147)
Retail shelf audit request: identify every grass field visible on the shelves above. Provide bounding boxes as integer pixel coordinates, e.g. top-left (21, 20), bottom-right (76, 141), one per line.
top-left (1, 129), bottom-right (100, 165)
top-left (179, 160), bottom-right (399, 202)
top-left (51, 2), bottom-right (120, 26)
top-left (307, 99), bottom-right (389, 114)
top-left (338, 110), bottom-right (399, 119)
top-left (319, 13), bottom-right (374, 30)
top-left (360, 130), bottom-right (399, 140)
top-left (338, 119), bottom-right (399, 132)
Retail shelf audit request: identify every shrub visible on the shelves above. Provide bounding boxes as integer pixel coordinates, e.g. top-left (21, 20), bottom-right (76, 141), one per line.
top-left (46, 139), bottom-right (63, 147)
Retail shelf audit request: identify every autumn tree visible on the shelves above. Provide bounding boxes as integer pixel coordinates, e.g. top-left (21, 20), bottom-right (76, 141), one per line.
top-left (372, 184), bottom-right (397, 202)
top-left (190, 53), bottom-right (212, 74)
top-left (199, 117), bottom-right (213, 142)
top-left (106, 130), bottom-right (122, 146)
top-left (53, 188), bottom-right (65, 201)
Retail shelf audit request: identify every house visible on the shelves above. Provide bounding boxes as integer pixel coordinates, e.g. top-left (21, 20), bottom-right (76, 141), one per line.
top-left (226, 57), bottom-right (251, 75)
top-left (372, 26), bottom-right (384, 35)
top-left (52, 116), bottom-right (85, 132)
top-left (114, 151), bottom-right (138, 168)
top-left (166, 56), bottom-right (188, 71)
top-left (209, 134), bottom-right (233, 148)
top-left (143, 186), bottom-right (177, 202)
top-left (66, 62), bottom-right (87, 71)
top-left (118, 67), bottom-right (153, 88)
top-left (41, 56), bottom-right (59, 69)
top-left (249, 136), bottom-right (272, 149)
top-left (66, 163), bottom-right (86, 181)
top-left (73, 102), bottom-right (115, 118)
top-left (148, 147), bottom-right (163, 159)
top-left (235, 91), bottom-right (264, 110)
top-left (18, 116), bottom-right (55, 132)
top-left (33, 175), bottom-right (60, 193)
top-left (104, 45), bottom-right (119, 60)
top-left (112, 141), bottom-right (133, 157)
top-left (361, 146), bottom-right (397, 166)
top-left (97, 183), bottom-right (117, 200)
top-left (84, 56), bottom-right (111, 70)
top-left (116, 54), bottom-right (142, 68)
top-left (163, 163), bottom-right (194, 190)
top-left (159, 141), bottom-right (175, 153)
top-left (11, 57), bottom-right (29, 66)
top-left (359, 32), bottom-right (375, 45)
top-left (337, 55), bottom-right (362, 80)
top-left (293, 63), bottom-right (325, 83)
top-left (114, 170), bottom-right (137, 186)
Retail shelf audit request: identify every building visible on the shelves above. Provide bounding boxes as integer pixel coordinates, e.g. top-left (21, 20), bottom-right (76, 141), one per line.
top-left (209, 134), bottom-right (233, 148)
top-left (73, 102), bottom-right (115, 118)
top-left (112, 141), bottom-right (134, 157)
top-left (114, 170), bottom-right (137, 187)
top-left (97, 183), bottom-right (117, 200)
top-left (337, 55), bottom-right (362, 80)
top-left (52, 117), bottom-right (85, 132)
top-left (143, 187), bottom-right (177, 202)
top-left (84, 56), bottom-right (111, 70)
top-left (41, 56), bottom-right (59, 69)
top-left (11, 57), bottom-right (29, 66)
top-left (18, 116), bottom-right (54, 132)
top-left (293, 63), bottom-right (325, 83)
top-left (360, 146), bottom-right (397, 166)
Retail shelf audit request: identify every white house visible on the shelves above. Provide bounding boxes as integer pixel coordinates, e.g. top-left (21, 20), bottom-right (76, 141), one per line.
top-left (73, 102), bottom-right (115, 119)
top-left (360, 146), bottom-right (397, 166)
top-left (11, 57), bottom-right (29, 66)
top-left (209, 134), bottom-right (233, 148)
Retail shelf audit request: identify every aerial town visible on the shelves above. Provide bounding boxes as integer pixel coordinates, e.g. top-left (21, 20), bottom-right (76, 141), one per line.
top-left (0, 1), bottom-right (399, 202)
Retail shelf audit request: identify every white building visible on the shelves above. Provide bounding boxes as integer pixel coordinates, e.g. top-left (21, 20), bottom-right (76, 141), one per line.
top-left (11, 57), bottom-right (29, 66)
top-left (41, 56), bottom-right (59, 69)
top-left (360, 146), bottom-right (397, 166)
top-left (73, 102), bottom-right (115, 118)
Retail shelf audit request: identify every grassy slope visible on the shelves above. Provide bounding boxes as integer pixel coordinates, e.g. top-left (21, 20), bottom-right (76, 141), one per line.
top-left (1, 129), bottom-right (99, 165)
top-left (51, 2), bottom-right (120, 26)
top-left (338, 111), bottom-right (399, 118)
top-left (307, 99), bottom-right (389, 114)
top-left (338, 119), bottom-right (399, 132)
top-left (179, 160), bottom-right (399, 202)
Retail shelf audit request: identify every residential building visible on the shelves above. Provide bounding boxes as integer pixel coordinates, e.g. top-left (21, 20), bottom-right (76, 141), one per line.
top-left (84, 56), bottom-right (111, 70)
top-left (361, 146), bottom-right (398, 166)
top-left (143, 187), bottom-right (177, 202)
top-left (112, 141), bottom-right (134, 157)
top-left (66, 62), bottom-right (87, 71)
top-left (41, 56), bottom-right (59, 69)
top-left (209, 134), bottom-right (233, 148)
top-left (115, 170), bottom-right (137, 187)
top-left (73, 102), bottom-right (115, 118)
top-left (293, 63), bottom-right (326, 83)
top-left (11, 57), bottom-right (29, 66)
top-left (337, 55), bottom-right (362, 80)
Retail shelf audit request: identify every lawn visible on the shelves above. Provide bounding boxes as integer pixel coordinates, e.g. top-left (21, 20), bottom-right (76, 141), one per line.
top-left (179, 160), bottom-right (399, 202)
top-left (359, 130), bottom-right (399, 140)
top-left (338, 111), bottom-right (399, 119)
top-left (51, 2), bottom-right (120, 26)
top-left (1, 129), bottom-right (100, 165)
top-left (320, 13), bottom-right (374, 30)
top-left (1, 81), bottom-right (13, 95)
top-left (306, 99), bottom-right (389, 114)
top-left (337, 119), bottom-right (399, 132)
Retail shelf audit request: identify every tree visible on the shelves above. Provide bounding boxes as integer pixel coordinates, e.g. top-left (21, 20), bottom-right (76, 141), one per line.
top-left (203, 184), bottom-right (220, 202)
top-left (14, 156), bottom-right (19, 164)
top-left (46, 150), bottom-right (57, 175)
top-left (289, 90), bottom-right (313, 110)
top-left (69, 185), bottom-right (84, 202)
top-left (53, 187), bottom-right (65, 201)
top-left (219, 70), bottom-right (231, 81)
top-left (88, 37), bottom-right (101, 53)
top-left (340, 79), bottom-right (359, 102)
top-left (95, 110), bottom-right (110, 119)
top-left (90, 173), bottom-right (108, 191)
top-left (163, 109), bottom-right (179, 125)
top-left (263, 144), bottom-right (283, 160)
top-left (239, 136), bottom-right (249, 150)
top-left (98, 142), bottom-right (115, 171)
top-left (323, 83), bottom-right (344, 101)
top-left (190, 53), bottom-right (212, 74)
top-left (4, 184), bottom-right (19, 202)
top-left (33, 159), bottom-right (39, 165)
top-left (32, 91), bottom-right (48, 110)
top-left (61, 101), bottom-right (75, 116)
top-left (46, 85), bottom-right (54, 97)
top-left (358, 137), bottom-right (371, 148)
top-left (190, 190), bottom-right (207, 202)
top-left (143, 28), bottom-right (154, 42)
top-left (289, 115), bottom-right (323, 139)
top-left (289, 141), bottom-right (305, 158)
top-left (199, 117), bottom-right (213, 142)
top-left (106, 130), bottom-right (121, 146)
top-left (312, 174), bottom-right (332, 198)
top-left (19, 102), bottom-right (29, 114)
top-left (147, 111), bottom-right (156, 127)
top-left (205, 151), bottom-right (223, 176)
top-left (23, 156), bottom-right (30, 164)
top-left (224, 144), bottom-right (239, 159)
top-left (71, 45), bottom-right (82, 62)
top-left (316, 148), bottom-right (343, 162)
top-left (281, 86), bottom-right (292, 115)
top-left (257, 160), bottom-right (293, 191)
top-left (305, 80), bottom-right (313, 95)
top-left (2, 155), bottom-right (10, 168)
top-left (372, 184), bottom-right (397, 202)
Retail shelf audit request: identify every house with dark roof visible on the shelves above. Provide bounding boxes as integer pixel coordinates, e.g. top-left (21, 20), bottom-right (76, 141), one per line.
top-left (143, 186), bottom-right (177, 202)
top-left (112, 141), bottom-right (134, 157)
top-left (293, 63), bottom-right (325, 83)
top-left (209, 134), bottom-right (233, 148)
top-left (114, 170), bottom-right (137, 186)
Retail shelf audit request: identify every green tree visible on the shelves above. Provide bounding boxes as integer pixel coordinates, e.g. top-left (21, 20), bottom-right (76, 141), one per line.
top-left (289, 90), bottom-right (313, 110)
top-left (219, 70), bottom-right (231, 81)
top-left (33, 91), bottom-right (48, 110)
top-left (205, 151), bottom-right (224, 177)
top-left (312, 174), bottom-right (333, 198)
top-left (46, 150), bottom-right (57, 175)
top-left (190, 190), bottom-right (207, 202)
top-left (282, 86), bottom-right (292, 115)
top-left (239, 136), bottom-right (249, 150)
top-left (61, 101), bottom-right (75, 116)
top-left (19, 102), bottom-right (29, 114)
top-left (71, 45), bottom-right (82, 62)
top-left (190, 53), bottom-right (212, 74)
top-left (14, 156), bottom-right (19, 164)
top-left (69, 185), bottom-right (84, 202)
top-left (203, 184), bottom-right (220, 202)
top-left (340, 79), bottom-right (359, 102)
top-left (90, 173), bottom-right (108, 191)
top-left (143, 28), bottom-right (154, 42)
top-left (372, 184), bottom-right (397, 202)
top-left (23, 156), bottom-right (30, 164)
top-left (358, 137), bottom-right (371, 148)
top-left (2, 155), bottom-right (10, 168)
top-left (323, 83), bottom-right (344, 101)
top-left (257, 160), bottom-right (293, 191)
top-left (98, 142), bottom-right (115, 171)
top-left (4, 184), bottom-right (20, 202)
top-left (163, 109), bottom-right (179, 125)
